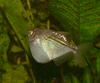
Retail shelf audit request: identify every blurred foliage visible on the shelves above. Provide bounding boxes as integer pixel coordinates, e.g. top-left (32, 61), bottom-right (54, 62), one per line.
top-left (49, 0), bottom-right (80, 44)
top-left (80, 0), bottom-right (100, 43)
top-left (2, 63), bottom-right (29, 83)
top-left (0, 0), bottom-right (100, 83)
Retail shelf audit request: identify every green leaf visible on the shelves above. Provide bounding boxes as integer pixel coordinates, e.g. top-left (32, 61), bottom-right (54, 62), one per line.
top-left (71, 75), bottom-right (80, 83)
top-left (0, 0), bottom-right (30, 55)
top-left (0, 13), bottom-right (10, 61)
top-left (83, 68), bottom-right (93, 83)
top-left (64, 75), bottom-right (72, 83)
top-left (2, 63), bottom-right (29, 83)
top-left (96, 52), bottom-right (100, 74)
top-left (80, 0), bottom-right (100, 43)
top-left (0, 0), bottom-right (35, 82)
top-left (49, 0), bottom-right (79, 44)
top-left (49, 0), bottom-right (100, 44)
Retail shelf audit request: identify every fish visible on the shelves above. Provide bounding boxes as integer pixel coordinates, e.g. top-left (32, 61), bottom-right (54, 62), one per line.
top-left (28, 28), bottom-right (78, 65)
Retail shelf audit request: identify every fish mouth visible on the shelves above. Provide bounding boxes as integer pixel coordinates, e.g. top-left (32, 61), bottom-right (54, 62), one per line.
top-left (27, 29), bottom-right (35, 42)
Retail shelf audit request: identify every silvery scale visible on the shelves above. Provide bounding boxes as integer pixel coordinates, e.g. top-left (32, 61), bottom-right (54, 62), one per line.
top-left (28, 28), bottom-right (78, 65)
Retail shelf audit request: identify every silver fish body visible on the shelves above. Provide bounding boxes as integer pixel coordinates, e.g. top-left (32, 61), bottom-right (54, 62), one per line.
top-left (28, 28), bottom-right (78, 64)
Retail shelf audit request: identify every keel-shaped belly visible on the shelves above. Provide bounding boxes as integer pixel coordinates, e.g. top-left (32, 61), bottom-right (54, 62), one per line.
top-left (28, 28), bottom-right (78, 64)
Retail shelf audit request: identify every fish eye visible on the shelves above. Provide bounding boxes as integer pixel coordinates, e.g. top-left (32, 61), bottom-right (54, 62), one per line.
top-left (28, 30), bottom-right (34, 37)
